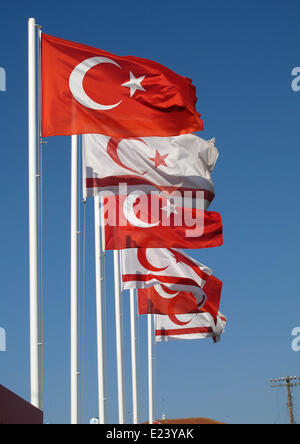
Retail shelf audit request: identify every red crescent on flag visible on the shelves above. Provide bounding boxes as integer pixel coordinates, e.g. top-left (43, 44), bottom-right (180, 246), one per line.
top-left (137, 248), bottom-right (169, 273)
top-left (167, 291), bottom-right (203, 318)
top-left (168, 305), bottom-right (193, 326)
top-left (107, 137), bottom-right (147, 176)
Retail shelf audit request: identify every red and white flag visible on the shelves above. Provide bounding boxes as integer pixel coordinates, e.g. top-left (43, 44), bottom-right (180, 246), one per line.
top-left (155, 312), bottom-right (227, 343)
top-left (83, 134), bottom-right (218, 208)
top-left (121, 248), bottom-right (213, 291)
top-left (42, 34), bottom-right (203, 138)
top-left (138, 274), bottom-right (222, 321)
top-left (121, 247), bottom-right (222, 319)
top-left (104, 194), bottom-right (223, 250)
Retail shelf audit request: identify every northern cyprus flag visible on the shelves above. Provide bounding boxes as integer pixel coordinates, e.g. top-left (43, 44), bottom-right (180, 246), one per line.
top-left (121, 248), bottom-right (213, 291)
top-left (155, 312), bottom-right (227, 343)
top-left (83, 133), bottom-right (218, 208)
top-left (121, 248), bottom-right (221, 318)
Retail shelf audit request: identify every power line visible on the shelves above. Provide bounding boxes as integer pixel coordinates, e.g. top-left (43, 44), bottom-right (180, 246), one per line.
top-left (270, 376), bottom-right (300, 424)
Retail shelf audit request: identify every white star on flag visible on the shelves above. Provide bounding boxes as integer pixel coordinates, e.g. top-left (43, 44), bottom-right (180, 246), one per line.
top-left (122, 72), bottom-right (146, 97)
top-left (161, 199), bottom-right (178, 219)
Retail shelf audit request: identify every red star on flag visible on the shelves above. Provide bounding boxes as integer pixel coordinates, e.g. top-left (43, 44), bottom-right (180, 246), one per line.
top-left (170, 252), bottom-right (183, 264)
top-left (149, 150), bottom-right (169, 168)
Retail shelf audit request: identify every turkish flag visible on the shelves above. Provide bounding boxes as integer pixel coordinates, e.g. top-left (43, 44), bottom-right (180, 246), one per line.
top-left (138, 275), bottom-right (222, 322)
top-left (42, 34), bottom-right (203, 138)
top-left (104, 194), bottom-right (223, 250)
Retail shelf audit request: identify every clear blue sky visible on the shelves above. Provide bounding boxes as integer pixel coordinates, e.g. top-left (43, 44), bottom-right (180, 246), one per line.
top-left (0, 0), bottom-right (300, 424)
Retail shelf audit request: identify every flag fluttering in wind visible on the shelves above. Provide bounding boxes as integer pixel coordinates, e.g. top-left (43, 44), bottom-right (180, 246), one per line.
top-left (104, 195), bottom-right (223, 250)
top-left (155, 312), bottom-right (227, 343)
top-left (32, 23), bottom-right (226, 427)
top-left (82, 134), bottom-right (218, 208)
top-left (121, 248), bottom-right (213, 290)
top-left (138, 275), bottom-right (222, 320)
top-left (121, 247), bottom-right (222, 320)
top-left (41, 34), bottom-right (203, 138)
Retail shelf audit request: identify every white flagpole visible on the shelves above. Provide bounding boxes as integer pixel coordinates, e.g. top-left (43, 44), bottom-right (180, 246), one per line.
top-left (148, 314), bottom-right (154, 424)
top-left (71, 135), bottom-right (79, 424)
top-left (130, 289), bottom-right (139, 424)
top-left (28, 17), bottom-right (41, 410)
top-left (94, 195), bottom-right (107, 424)
top-left (114, 250), bottom-right (126, 424)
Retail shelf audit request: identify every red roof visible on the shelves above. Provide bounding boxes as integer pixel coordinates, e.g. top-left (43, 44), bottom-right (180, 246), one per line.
top-left (0, 385), bottom-right (43, 425)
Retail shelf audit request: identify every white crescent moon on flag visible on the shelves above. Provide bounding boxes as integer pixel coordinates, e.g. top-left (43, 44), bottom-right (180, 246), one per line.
top-left (69, 57), bottom-right (123, 110)
top-left (154, 285), bottom-right (180, 300)
top-left (123, 193), bottom-right (159, 228)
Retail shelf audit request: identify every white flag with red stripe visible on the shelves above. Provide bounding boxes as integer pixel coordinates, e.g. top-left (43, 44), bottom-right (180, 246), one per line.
top-left (83, 133), bottom-right (218, 208)
top-left (121, 247), bottom-right (213, 290)
top-left (155, 312), bottom-right (227, 343)
top-left (121, 247), bottom-right (218, 313)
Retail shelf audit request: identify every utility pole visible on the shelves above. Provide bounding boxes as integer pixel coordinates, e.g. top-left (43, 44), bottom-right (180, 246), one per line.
top-left (270, 376), bottom-right (300, 424)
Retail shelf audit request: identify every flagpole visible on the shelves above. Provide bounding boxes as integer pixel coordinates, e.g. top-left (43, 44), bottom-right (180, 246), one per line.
top-left (28, 17), bottom-right (41, 410)
top-left (71, 135), bottom-right (79, 424)
top-left (114, 250), bottom-right (126, 424)
top-left (148, 314), bottom-right (154, 424)
top-left (130, 289), bottom-right (139, 424)
top-left (94, 195), bottom-right (107, 424)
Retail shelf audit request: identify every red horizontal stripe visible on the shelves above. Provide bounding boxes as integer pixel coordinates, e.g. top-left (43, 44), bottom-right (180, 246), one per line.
top-left (156, 327), bottom-right (213, 336)
top-left (122, 274), bottom-right (200, 287)
top-left (123, 274), bottom-right (155, 282)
